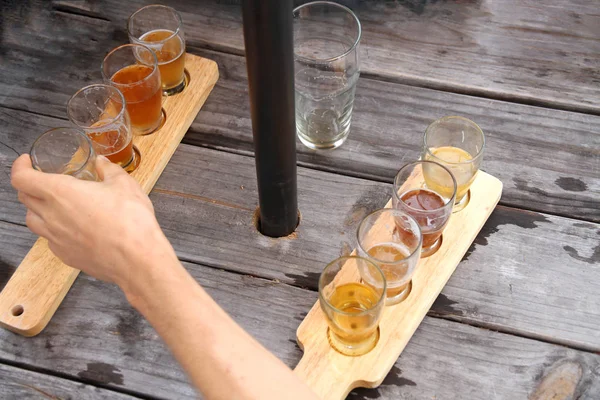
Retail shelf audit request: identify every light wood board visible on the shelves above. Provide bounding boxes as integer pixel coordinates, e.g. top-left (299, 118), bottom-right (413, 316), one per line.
top-left (0, 53), bottom-right (218, 336)
top-left (294, 171), bottom-right (503, 399)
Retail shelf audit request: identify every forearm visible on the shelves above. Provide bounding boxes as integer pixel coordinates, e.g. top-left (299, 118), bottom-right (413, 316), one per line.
top-left (122, 236), bottom-right (316, 400)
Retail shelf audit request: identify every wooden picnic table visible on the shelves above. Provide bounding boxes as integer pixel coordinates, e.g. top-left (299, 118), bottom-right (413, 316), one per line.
top-left (1, 0), bottom-right (599, 398)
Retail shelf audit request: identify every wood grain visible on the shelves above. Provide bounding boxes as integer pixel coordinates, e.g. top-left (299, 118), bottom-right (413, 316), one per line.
top-left (44, 0), bottom-right (600, 114)
top-left (0, 362), bottom-right (138, 399)
top-left (295, 172), bottom-right (502, 398)
top-left (2, 109), bottom-right (599, 352)
top-left (0, 221), bottom-right (599, 399)
top-left (0, 54), bottom-right (218, 336)
top-left (1, 3), bottom-right (598, 221)
top-left (185, 49), bottom-right (600, 222)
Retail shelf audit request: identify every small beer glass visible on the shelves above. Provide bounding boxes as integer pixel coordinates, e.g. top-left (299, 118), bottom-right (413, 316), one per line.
top-left (30, 127), bottom-right (99, 181)
top-left (392, 161), bottom-right (456, 257)
top-left (319, 256), bottom-right (386, 356)
top-left (357, 209), bottom-right (422, 305)
top-left (293, 1), bottom-right (361, 150)
top-left (423, 116), bottom-right (485, 212)
top-left (102, 44), bottom-right (163, 135)
top-left (128, 5), bottom-right (187, 95)
top-left (67, 84), bottom-right (139, 172)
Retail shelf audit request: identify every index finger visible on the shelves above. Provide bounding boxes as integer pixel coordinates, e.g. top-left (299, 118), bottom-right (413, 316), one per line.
top-left (11, 154), bottom-right (57, 199)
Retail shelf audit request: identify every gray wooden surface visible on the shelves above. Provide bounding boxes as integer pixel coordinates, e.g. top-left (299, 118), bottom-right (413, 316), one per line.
top-left (2, 6), bottom-right (598, 221)
top-left (2, 110), bottom-right (599, 354)
top-left (0, 363), bottom-right (138, 399)
top-left (1, 0), bottom-right (599, 399)
top-left (44, 0), bottom-right (600, 115)
top-left (1, 221), bottom-right (599, 400)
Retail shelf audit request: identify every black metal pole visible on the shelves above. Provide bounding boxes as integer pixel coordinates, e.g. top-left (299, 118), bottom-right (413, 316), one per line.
top-left (242, 0), bottom-right (298, 237)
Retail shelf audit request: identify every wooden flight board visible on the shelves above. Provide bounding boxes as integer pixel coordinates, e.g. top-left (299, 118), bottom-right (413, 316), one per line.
top-left (294, 171), bottom-right (503, 399)
top-left (0, 53), bottom-right (219, 337)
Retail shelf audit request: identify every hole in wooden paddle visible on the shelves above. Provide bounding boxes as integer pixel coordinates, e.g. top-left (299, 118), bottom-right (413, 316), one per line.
top-left (252, 207), bottom-right (300, 238)
top-left (11, 305), bottom-right (24, 317)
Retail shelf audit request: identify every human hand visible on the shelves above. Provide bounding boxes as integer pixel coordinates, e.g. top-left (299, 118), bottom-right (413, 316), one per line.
top-left (11, 154), bottom-right (172, 291)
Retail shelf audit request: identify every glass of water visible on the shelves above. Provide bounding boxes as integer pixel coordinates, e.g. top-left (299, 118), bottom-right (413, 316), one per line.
top-left (293, 1), bottom-right (361, 150)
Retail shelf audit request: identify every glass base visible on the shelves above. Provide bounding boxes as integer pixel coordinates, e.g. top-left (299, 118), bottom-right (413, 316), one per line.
top-left (327, 327), bottom-right (379, 356)
top-left (135, 108), bottom-right (166, 136)
top-left (421, 234), bottom-right (443, 258)
top-left (163, 70), bottom-right (189, 96)
top-left (297, 132), bottom-right (349, 150)
top-left (124, 145), bottom-right (141, 173)
top-left (453, 190), bottom-right (471, 213)
top-left (386, 280), bottom-right (413, 306)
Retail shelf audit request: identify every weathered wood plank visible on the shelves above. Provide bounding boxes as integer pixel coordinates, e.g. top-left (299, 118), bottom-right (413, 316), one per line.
top-left (1, 221), bottom-right (599, 400)
top-left (2, 11), bottom-right (599, 222)
top-left (43, 0), bottom-right (600, 115)
top-left (0, 362), bottom-right (138, 399)
top-left (185, 48), bottom-right (600, 222)
top-left (1, 109), bottom-right (599, 352)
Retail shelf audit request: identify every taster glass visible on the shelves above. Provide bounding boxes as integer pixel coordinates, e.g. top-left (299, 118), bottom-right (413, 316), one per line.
top-left (357, 209), bottom-right (422, 305)
top-left (319, 256), bottom-right (386, 356)
top-left (102, 44), bottom-right (163, 136)
top-left (392, 161), bottom-right (456, 257)
top-left (30, 127), bottom-right (99, 181)
top-left (67, 84), bottom-right (139, 172)
top-left (293, 1), bottom-right (361, 150)
top-left (423, 116), bottom-right (485, 212)
top-left (128, 5), bottom-right (187, 96)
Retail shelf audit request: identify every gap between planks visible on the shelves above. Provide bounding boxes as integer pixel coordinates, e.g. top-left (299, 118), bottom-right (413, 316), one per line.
top-left (0, 356), bottom-right (158, 400)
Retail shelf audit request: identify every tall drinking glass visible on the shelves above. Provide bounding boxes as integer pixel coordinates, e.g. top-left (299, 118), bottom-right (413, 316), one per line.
top-left (67, 84), bottom-right (139, 172)
top-left (319, 256), bottom-right (386, 356)
top-left (293, 1), bottom-right (361, 150)
top-left (128, 5), bottom-right (187, 96)
top-left (30, 127), bottom-right (99, 181)
top-left (357, 209), bottom-right (422, 305)
top-left (423, 116), bottom-right (485, 212)
top-left (392, 161), bottom-right (456, 257)
top-left (102, 44), bottom-right (163, 136)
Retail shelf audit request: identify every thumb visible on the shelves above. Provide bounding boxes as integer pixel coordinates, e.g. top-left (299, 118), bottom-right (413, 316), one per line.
top-left (95, 156), bottom-right (128, 182)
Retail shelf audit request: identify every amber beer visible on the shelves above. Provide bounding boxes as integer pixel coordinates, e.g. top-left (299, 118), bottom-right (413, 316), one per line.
top-left (140, 29), bottom-right (185, 92)
top-left (325, 282), bottom-right (381, 345)
top-left (111, 64), bottom-right (163, 135)
top-left (128, 5), bottom-right (187, 95)
top-left (88, 123), bottom-right (135, 169)
top-left (367, 243), bottom-right (410, 299)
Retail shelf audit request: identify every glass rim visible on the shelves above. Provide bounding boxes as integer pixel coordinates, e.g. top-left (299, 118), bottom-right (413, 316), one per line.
top-left (128, 4), bottom-right (183, 45)
top-left (392, 160), bottom-right (457, 211)
top-left (30, 127), bottom-right (95, 177)
top-left (67, 84), bottom-right (127, 129)
top-left (356, 208), bottom-right (423, 265)
top-left (101, 43), bottom-right (159, 88)
top-left (318, 255), bottom-right (387, 317)
top-left (293, 0), bottom-right (362, 64)
top-left (423, 116), bottom-right (486, 165)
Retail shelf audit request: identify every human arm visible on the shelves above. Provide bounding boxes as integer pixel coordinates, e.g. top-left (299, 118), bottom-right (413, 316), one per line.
top-left (11, 154), bottom-right (317, 400)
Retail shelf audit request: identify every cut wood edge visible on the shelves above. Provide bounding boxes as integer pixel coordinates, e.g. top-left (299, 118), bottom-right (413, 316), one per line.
top-left (294, 172), bottom-right (503, 399)
top-left (0, 53), bottom-right (219, 337)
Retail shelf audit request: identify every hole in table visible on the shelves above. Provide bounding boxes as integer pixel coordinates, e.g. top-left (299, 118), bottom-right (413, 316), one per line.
top-left (252, 207), bottom-right (301, 238)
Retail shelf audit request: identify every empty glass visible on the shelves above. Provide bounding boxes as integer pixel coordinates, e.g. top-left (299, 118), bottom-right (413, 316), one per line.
top-left (392, 161), bottom-right (456, 257)
top-left (67, 84), bottom-right (139, 172)
top-left (423, 116), bottom-right (485, 212)
top-left (128, 5), bottom-right (187, 95)
top-left (293, 1), bottom-right (361, 150)
top-left (319, 256), bottom-right (386, 356)
top-left (357, 209), bottom-right (422, 305)
top-left (30, 127), bottom-right (99, 181)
